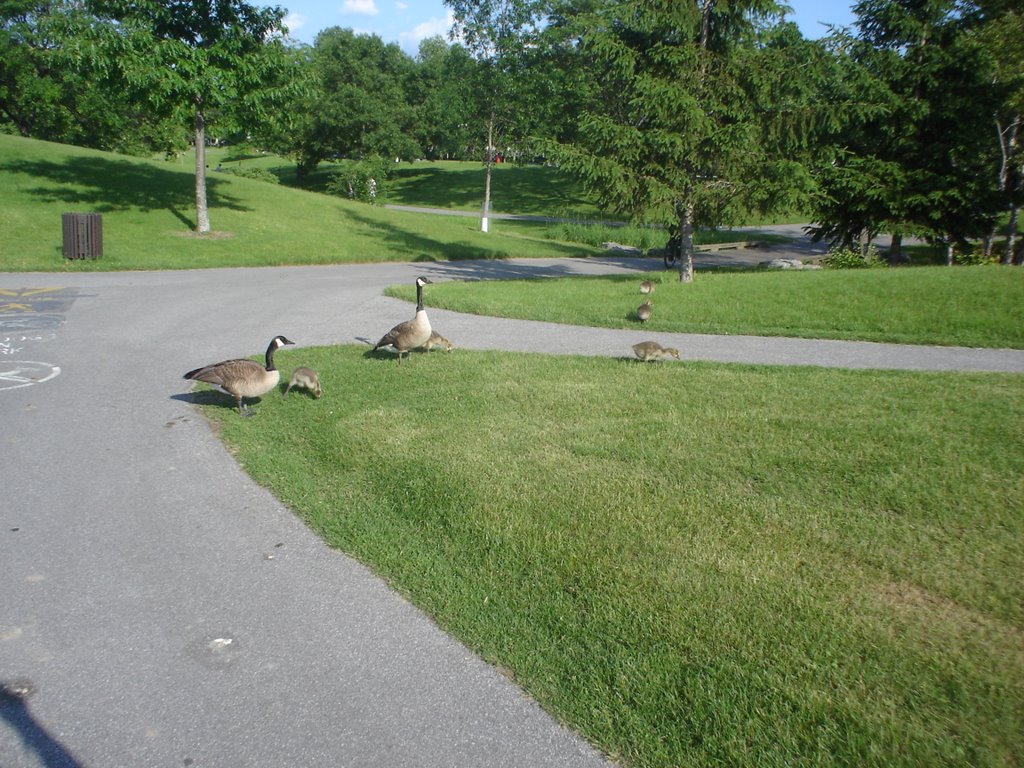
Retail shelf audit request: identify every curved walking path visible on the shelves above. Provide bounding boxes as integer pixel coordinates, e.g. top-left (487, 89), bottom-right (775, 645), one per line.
top-left (2, 254), bottom-right (1021, 767)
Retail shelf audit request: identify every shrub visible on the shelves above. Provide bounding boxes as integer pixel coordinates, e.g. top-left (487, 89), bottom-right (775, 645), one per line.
top-left (822, 245), bottom-right (886, 269)
top-left (218, 166), bottom-right (280, 184)
top-left (327, 156), bottom-right (390, 204)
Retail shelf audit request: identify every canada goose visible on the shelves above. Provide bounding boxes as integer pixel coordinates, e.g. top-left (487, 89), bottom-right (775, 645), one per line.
top-left (374, 276), bottom-right (433, 362)
top-left (423, 330), bottom-right (452, 352)
top-left (184, 335), bottom-right (294, 415)
top-left (639, 280), bottom-right (655, 294)
top-left (636, 300), bottom-right (653, 323)
top-left (285, 366), bottom-right (322, 398)
top-left (632, 341), bottom-right (679, 362)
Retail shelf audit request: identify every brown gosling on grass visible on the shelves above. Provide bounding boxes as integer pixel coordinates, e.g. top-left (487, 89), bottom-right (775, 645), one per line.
top-left (374, 276), bottom-right (433, 363)
top-left (423, 330), bottom-right (453, 352)
top-left (285, 366), bottom-right (322, 398)
top-left (636, 300), bottom-right (653, 323)
top-left (184, 335), bottom-right (294, 416)
top-left (639, 280), bottom-right (655, 294)
top-left (632, 341), bottom-right (680, 362)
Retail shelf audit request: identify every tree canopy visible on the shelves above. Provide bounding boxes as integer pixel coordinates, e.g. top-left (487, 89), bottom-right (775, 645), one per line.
top-left (1, 0), bottom-right (1019, 261)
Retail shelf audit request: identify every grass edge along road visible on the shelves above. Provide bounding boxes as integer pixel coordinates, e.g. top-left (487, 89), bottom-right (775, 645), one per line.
top-left (390, 267), bottom-right (1024, 350)
top-left (195, 346), bottom-right (1024, 768)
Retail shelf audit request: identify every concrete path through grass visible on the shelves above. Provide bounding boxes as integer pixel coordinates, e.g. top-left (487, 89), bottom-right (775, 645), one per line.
top-left (2, 252), bottom-right (1022, 768)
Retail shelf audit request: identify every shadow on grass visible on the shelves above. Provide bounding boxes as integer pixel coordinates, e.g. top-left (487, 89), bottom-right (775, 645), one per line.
top-left (340, 208), bottom-right (592, 268)
top-left (171, 389), bottom-right (266, 414)
top-left (1, 156), bottom-right (251, 228)
top-left (387, 164), bottom-right (595, 214)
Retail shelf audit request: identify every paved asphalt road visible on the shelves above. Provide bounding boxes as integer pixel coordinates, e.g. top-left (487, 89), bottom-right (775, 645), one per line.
top-left (2, 247), bottom-right (1022, 768)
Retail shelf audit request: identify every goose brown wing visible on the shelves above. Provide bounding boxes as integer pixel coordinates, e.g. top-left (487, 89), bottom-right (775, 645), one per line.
top-left (184, 358), bottom-right (261, 386)
top-left (374, 319), bottom-right (414, 350)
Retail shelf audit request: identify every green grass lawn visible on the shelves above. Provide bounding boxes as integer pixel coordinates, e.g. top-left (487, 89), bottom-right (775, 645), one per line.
top-left (390, 267), bottom-right (1024, 349)
top-left (195, 149), bottom-right (607, 215)
top-left (9, 132), bottom-right (1024, 767)
top-left (195, 345), bottom-right (1024, 768)
top-left (0, 135), bottom-right (601, 271)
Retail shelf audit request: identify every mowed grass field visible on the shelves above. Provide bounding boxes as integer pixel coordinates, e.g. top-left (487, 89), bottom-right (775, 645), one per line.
top-left (200, 345), bottom-right (1024, 768)
top-left (392, 268), bottom-right (1024, 349)
top-left (6, 133), bottom-right (1023, 767)
top-left (0, 135), bottom-right (601, 271)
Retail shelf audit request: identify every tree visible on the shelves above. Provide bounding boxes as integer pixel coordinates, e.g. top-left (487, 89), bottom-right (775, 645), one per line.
top-left (973, 1), bottom-right (1024, 263)
top-left (81, 0), bottom-right (292, 233)
top-left (411, 36), bottom-right (483, 160)
top-left (815, 0), bottom-right (1005, 264)
top-left (0, 0), bottom-right (182, 153)
top-left (541, 1), bottom-right (830, 281)
top-left (447, 0), bottom-right (548, 232)
top-left (287, 28), bottom-right (422, 177)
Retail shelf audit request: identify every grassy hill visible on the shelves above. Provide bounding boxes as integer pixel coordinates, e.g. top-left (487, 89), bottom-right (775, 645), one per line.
top-left (0, 134), bottom-right (601, 271)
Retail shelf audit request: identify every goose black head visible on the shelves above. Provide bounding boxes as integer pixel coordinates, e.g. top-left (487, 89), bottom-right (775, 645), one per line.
top-left (416, 276), bottom-right (433, 288)
top-left (272, 336), bottom-right (295, 348)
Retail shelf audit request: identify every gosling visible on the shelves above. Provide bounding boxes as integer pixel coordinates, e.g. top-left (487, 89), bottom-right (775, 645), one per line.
top-left (423, 330), bottom-right (453, 352)
top-left (639, 280), bottom-right (655, 295)
top-left (636, 300), bottom-right (653, 323)
top-left (284, 366), bottom-right (322, 398)
top-left (632, 341), bottom-right (680, 362)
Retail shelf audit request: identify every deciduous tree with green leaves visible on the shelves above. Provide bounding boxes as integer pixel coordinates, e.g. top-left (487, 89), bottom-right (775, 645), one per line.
top-left (79, 0), bottom-right (292, 234)
top-left (0, 0), bottom-right (181, 153)
top-left (286, 28), bottom-right (422, 177)
top-left (447, 0), bottom-right (551, 231)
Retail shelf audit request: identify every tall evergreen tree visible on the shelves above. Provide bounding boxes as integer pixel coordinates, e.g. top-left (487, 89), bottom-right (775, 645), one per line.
top-left (540, 0), bottom-right (831, 280)
top-left (816, 0), bottom-right (1005, 263)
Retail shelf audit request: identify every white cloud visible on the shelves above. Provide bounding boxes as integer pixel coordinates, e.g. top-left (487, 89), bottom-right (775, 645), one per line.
top-left (398, 10), bottom-right (455, 50)
top-left (396, 1), bottom-right (408, 9)
top-left (342, 0), bottom-right (379, 16)
top-left (282, 12), bottom-right (307, 34)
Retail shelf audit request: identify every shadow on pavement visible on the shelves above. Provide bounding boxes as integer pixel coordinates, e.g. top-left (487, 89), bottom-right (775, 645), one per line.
top-left (1, 682), bottom-right (85, 768)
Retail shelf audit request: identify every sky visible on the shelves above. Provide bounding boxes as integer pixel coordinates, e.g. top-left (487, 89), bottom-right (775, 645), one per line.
top-left (279, 1), bottom-right (858, 55)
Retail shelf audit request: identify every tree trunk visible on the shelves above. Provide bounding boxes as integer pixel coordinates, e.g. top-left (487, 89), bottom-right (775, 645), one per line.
top-left (888, 231), bottom-right (903, 264)
top-left (677, 200), bottom-right (695, 283)
top-left (481, 113), bottom-right (494, 234)
top-left (1006, 203), bottom-right (1020, 265)
top-left (997, 115), bottom-right (1020, 264)
top-left (194, 110), bottom-right (210, 234)
top-left (945, 240), bottom-right (955, 266)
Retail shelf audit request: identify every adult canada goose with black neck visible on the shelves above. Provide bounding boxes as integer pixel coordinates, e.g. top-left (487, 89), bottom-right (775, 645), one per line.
top-left (184, 335), bottom-right (294, 415)
top-left (374, 276), bottom-right (433, 363)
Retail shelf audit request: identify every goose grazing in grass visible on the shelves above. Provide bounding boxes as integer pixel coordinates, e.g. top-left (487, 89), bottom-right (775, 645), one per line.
top-left (423, 330), bottom-right (452, 352)
top-left (285, 366), bottom-right (322, 398)
top-left (184, 335), bottom-right (294, 416)
top-left (374, 276), bottom-right (433, 363)
top-left (636, 300), bottom-right (653, 323)
top-left (632, 341), bottom-right (679, 362)
top-left (639, 280), bottom-right (655, 294)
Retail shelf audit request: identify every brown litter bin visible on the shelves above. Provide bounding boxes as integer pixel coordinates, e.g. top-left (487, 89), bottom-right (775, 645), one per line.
top-left (62, 212), bottom-right (102, 259)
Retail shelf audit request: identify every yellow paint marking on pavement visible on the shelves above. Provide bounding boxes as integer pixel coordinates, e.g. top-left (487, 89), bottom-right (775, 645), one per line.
top-left (0, 288), bottom-right (62, 297)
